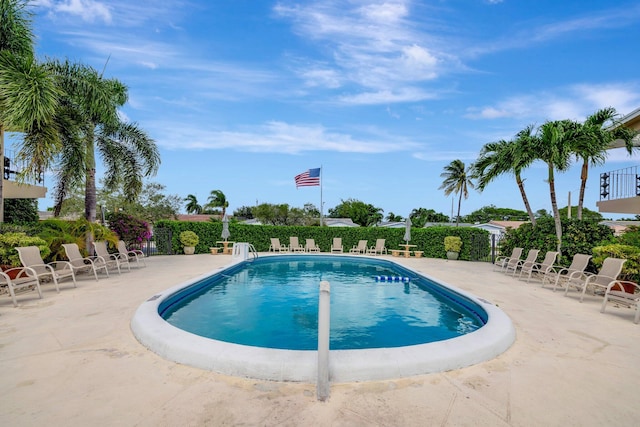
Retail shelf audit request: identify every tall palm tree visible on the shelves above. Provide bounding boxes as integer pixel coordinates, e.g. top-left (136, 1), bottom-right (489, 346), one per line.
top-left (439, 159), bottom-right (475, 226)
top-left (206, 189), bottom-right (229, 218)
top-left (184, 194), bottom-right (202, 214)
top-left (531, 120), bottom-right (576, 252)
top-left (0, 0), bottom-right (59, 222)
top-left (42, 59), bottom-right (160, 223)
top-left (473, 125), bottom-right (537, 226)
top-left (572, 107), bottom-right (639, 220)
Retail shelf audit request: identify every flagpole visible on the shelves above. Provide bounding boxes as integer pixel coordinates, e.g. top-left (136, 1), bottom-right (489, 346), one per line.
top-left (320, 166), bottom-right (324, 226)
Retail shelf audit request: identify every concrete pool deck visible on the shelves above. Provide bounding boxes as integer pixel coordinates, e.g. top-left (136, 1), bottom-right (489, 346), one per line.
top-left (1, 254), bottom-right (639, 426)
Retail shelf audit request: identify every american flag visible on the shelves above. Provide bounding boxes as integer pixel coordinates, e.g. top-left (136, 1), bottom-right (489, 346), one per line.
top-left (295, 168), bottom-right (321, 188)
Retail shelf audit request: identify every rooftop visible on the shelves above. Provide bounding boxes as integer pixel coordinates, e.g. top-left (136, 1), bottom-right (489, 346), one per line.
top-left (2, 254), bottom-right (639, 425)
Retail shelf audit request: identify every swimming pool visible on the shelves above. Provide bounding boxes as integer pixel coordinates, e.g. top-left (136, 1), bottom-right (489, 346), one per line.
top-left (132, 254), bottom-right (515, 382)
top-left (159, 256), bottom-right (485, 350)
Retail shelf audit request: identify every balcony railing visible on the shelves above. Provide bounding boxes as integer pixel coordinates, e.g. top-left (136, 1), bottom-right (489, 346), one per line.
top-left (3, 149), bottom-right (44, 185)
top-left (599, 166), bottom-right (640, 200)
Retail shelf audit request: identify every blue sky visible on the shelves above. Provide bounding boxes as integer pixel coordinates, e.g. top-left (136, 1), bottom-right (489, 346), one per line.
top-left (16, 0), bottom-right (640, 219)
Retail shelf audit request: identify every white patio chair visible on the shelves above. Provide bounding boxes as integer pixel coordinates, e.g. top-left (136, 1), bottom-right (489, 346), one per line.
top-left (305, 239), bottom-right (321, 253)
top-left (331, 238), bottom-right (343, 253)
top-left (564, 257), bottom-right (626, 302)
top-left (16, 246), bottom-right (77, 293)
top-left (519, 251), bottom-right (558, 283)
top-left (541, 253), bottom-right (592, 292)
top-left (1, 267), bottom-right (43, 307)
top-left (367, 239), bottom-right (387, 255)
top-left (62, 243), bottom-right (109, 280)
top-left (494, 247), bottom-right (523, 272)
top-left (349, 240), bottom-right (368, 254)
top-left (289, 236), bottom-right (305, 253)
top-left (117, 240), bottom-right (146, 267)
top-left (93, 241), bottom-right (130, 274)
top-left (505, 249), bottom-right (539, 276)
top-left (600, 280), bottom-right (640, 324)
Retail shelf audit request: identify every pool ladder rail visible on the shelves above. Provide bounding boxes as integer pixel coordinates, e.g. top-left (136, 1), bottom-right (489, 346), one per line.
top-left (231, 242), bottom-right (259, 261)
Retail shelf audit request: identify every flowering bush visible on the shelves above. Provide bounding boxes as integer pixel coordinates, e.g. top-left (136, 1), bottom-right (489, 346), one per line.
top-left (107, 212), bottom-right (152, 247)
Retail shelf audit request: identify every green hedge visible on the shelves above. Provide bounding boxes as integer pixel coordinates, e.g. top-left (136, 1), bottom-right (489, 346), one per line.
top-left (155, 220), bottom-right (490, 260)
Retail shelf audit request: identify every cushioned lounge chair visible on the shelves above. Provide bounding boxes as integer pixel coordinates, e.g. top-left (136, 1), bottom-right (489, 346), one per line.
top-left (117, 240), bottom-right (146, 267)
top-left (16, 246), bottom-right (77, 293)
top-left (349, 240), bottom-right (368, 254)
top-left (493, 247), bottom-right (523, 272)
top-left (600, 280), bottom-right (640, 324)
top-left (541, 253), bottom-right (592, 292)
top-left (505, 249), bottom-right (539, 276)
top-left (519, 251), bottom-right (559, 283)
top-left (0, 267), bottom-right (42, 307)
top-left (62, 243), bottom-right (108, 280)
top-left (93, 241), bottom-right (130, 274)
top-left (331, 238), bottom-right (343, 253)
top-left (289, 236), bottom-right (305, 253)
top-left (269, 238), bottom-right (287, 252)
top-left (305, 239), bottom-right (321, 253)
top-left (564, 257), bottom-right (626, 302)
top-left (367, 239), bottom-right (387, 255)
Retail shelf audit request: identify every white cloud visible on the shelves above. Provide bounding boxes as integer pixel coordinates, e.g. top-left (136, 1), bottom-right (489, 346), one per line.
top-left (274, 1), bottom-right (455, 102)
top-left (44, 0), bottom-right (112, 23)
top-left (151, 121), bottom-right (422, 154)
top-left (465, 82), bottom-right (640, 122)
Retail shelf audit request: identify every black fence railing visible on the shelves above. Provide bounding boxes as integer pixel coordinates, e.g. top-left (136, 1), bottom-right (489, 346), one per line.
top-left (600, 166), bottom-right (640, 200)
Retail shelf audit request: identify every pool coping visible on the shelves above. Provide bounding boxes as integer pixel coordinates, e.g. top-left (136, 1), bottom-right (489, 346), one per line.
top-left (130, 254), bottom-right (516, 382)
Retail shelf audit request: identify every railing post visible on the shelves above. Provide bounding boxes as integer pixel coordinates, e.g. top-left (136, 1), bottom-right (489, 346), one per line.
top-left (317, 280), bottom-right (330, 401)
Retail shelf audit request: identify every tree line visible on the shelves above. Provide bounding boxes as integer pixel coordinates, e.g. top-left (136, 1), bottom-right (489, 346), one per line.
top-left (440, 109), bottom-right (638, 251)
top-left (0, 0), bottom-right (159, 226)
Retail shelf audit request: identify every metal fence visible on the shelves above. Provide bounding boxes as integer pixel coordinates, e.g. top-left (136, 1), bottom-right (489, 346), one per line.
top-left (138, 227), bottom-right (173, 256)
top-left (468, 233), bottom-right (505, 263)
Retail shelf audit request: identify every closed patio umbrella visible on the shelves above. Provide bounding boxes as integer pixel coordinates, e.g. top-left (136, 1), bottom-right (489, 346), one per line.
top-left (221, 214), bottom-right (230, 241)
top-left (403, 216), bottom-right (412, 243)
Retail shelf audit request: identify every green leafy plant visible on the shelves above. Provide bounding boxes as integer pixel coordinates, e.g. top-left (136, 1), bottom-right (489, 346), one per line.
top-left (592, 244), bottom-right (640, 283)
top-left (444, 236), bottom-right (462, 252)
top-left (0, 233), bottom-right (50, 267)
top-left (179, 230), bottom-right (199, 247)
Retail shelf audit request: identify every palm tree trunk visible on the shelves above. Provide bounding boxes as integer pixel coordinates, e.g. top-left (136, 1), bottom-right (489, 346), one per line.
top-left (547, 164), bottom-right (562, 252)
top-left (456, 191), bottom-right (462, 226)
top-left (577, 160), bottom-right (588, 220)
top-left (515, 173), bottom-right (536, 226)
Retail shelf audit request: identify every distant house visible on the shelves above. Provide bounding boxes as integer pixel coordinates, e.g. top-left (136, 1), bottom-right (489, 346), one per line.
top-left (471, 220), bottom-right (527, 237)
top-left (424, 222), bottom-right (475, 228)
top-left (376, 221), bottom-right (406, 228)
top-left (323, 218), bottom-right (359, 227)
top-left (599, 220), bottom-right (640, 236)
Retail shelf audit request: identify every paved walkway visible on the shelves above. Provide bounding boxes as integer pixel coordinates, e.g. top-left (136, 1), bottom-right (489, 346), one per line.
top-left (1, 254), bottom-right (639, 426)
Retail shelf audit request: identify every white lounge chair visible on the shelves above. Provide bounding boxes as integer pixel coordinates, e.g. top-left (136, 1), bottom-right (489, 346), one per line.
top-left (93, 241), bottom-right (130, 274)
top-left (541, 253), bottom-right (592, 292)
top-left (367, 239), bottom-right (387, 255)
top-left (269, 238), bottom-right (287, 252)
top-left (349, 240), bottom-right (368, 254)
top-left (494, 247), bottom-right (523, 272)
top-left (289, 236), bottom-right (305, 253)
top-left (564, 257), bottom-right (626, 302)
top-left (117, 240), bottom-right (146, 267)
top-left (305, 238), bottom-right (321, 253)
top-left (62, 243), bottom-right (109, 280)
top-left (519, 251), bottom-right (559, 283)
top-left (0, 267), bottom-right (42, 307)
top-left (600, 280), bottom-right (640, 324)
top-left (16, 246), bottom-right (77, 293)
top-left (505, 249), bottom-right (539, 276)
top-left (331, 238), bottom-right (343, 253)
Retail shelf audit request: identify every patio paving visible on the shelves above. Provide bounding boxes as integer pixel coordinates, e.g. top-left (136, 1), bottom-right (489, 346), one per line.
top-left (1, 253), bottom-right (639, 426)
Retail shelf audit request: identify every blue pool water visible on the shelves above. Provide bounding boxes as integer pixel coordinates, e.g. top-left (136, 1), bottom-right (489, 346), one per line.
top-left (160, 255), bottom-right (486, 350)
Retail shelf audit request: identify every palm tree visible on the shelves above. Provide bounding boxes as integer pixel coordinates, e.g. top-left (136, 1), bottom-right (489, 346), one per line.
top-left (42, 59), bottom-right (160, 223)
top-left (531, 120), bottom-right (576, 252)
top-left (439, 159), bottom-right (475, 226)
top-left (0, 0), bottom-right (59, 222)
top-left (184, 194), bottom-right (202, 214)
top-left (572, 108), bottom-right (639, 220)
top-left (473, 125), bottom-right (537, 226)
top-left (206, 190), bottom-right (229, 218)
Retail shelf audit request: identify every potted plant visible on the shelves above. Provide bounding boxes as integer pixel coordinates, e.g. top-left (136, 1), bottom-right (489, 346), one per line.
top-left (179, 230), bottom-right (199, 255)
top-left (444, 236), bottom-right (462, 260)
top-left (0, 232), bottom-right (50, 277)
